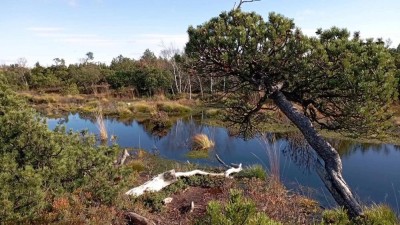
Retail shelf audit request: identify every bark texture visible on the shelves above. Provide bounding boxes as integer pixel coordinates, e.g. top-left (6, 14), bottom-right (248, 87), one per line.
top-left (271, 90), bottom-right (363, 219)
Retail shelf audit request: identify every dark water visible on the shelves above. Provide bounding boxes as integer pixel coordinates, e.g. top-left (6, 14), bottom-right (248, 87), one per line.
top-left (47, 113), bottom-right (400, 213)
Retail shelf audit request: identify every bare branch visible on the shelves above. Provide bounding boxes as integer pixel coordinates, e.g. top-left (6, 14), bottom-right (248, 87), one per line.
top-left (236, 0), bottom-right (261, 9)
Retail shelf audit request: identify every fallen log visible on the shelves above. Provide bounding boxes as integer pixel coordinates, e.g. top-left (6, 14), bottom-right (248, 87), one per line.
top-left (126, 155), bottom-right (242, 197)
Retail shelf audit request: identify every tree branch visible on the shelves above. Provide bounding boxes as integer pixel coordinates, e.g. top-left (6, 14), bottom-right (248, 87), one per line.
top-left (236, 0), bottom-right (261, 9)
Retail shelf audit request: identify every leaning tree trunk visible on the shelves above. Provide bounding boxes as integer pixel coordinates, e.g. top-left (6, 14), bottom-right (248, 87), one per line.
top-left (271, 90), bottom-right (363, 219)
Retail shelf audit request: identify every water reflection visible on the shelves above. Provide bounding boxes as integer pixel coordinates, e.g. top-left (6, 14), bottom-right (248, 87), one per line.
top-left (47, 113), bottom-right (400, 212)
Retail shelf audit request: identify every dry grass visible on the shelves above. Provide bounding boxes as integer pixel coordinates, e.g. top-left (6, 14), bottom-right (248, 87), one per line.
top-left (245, 179), bottom-right (320, 224)
top-left (128, 101), bottom-right (156, 114)
top-left (95, 109), bottom-right (108, 142)
top-left (191, 133), bottom-right (215, 151)
top-left (258, 133), bottom-right (281, 182)
top-left (156, 102), bottom-right (191, 115)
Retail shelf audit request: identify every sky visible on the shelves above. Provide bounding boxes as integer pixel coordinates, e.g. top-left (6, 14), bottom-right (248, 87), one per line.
top-left (0, 0), bottom-right (399, 66)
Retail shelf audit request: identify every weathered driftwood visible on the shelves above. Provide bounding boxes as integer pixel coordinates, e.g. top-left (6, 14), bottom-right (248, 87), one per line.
top-left (119, 149), bottom-right (130, 166)
top-left (125, 157), bottom-right (242, 197)
top-left (114, 148), bottom-right (131, 166)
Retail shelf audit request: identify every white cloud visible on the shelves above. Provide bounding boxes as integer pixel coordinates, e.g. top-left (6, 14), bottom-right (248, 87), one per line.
top-left (27, 26), bottom-right (116, 47)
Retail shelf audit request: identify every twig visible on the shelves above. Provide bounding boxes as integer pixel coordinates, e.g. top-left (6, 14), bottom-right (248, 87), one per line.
top-left (216, 154), bottom-right (240, 169)
top-left (216, 154), bottom-right (230, 168)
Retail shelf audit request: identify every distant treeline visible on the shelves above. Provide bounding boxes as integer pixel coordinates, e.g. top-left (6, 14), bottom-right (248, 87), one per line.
top-left (0, 48), bottom-right (221, 98)
top-left (1, 44), bottom-right (400, 98)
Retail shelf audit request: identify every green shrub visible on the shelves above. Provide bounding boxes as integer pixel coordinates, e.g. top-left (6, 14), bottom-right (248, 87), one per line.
top-left (198, 189), bottom-right (281, 225)
top-left (322, 207), bottom-right (350, 225)
top-left (363, 205), bottom-right (398, 225)
top-left (62, 83), bottom-right (80, 95)
top-left (0, 84), bottom-right (120, 222)
top-left (236, 164), bottom-right (267, 180)
top-left (180, 175), bottom-right (225, 188)
top-left (140, 192), bottom-right (166, 213)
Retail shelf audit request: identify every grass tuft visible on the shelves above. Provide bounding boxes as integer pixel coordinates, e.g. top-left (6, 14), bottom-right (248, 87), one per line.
top-left (186, 150), bottom-right (210, 159)
top-left (191, 134), bottom-right (215, 151)
top-left (322, 205), bottom-right (399, 225)
top-left (157, 102), bottom-right (191, 115)
top-left (95, 110), bottom-right (108, 142)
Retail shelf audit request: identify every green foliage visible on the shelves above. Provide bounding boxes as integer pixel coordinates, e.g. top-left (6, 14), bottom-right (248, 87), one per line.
top-left (0, 71), bottom-right (8, 85)
top-left (30, 63), bottom-right (62, 89)
top-left (0, 85), bottom-right (119, 222)
top-left (199, 189), bottom-right (281, 225)
top-left (363, 205), bottom-right (399, 225)
top-left (62, 83), bottom-right (80, 95)
top-left (322, 207), bottom-right (351, 225)
top-left (180, 175), bottom-right (225, 188)
top-left (236, 164), bottom-right (267, 180)
top-left (322, 205), bottom-right (399, 225)
top-left (186, 9), bottom-right (398, 135)
top-left (106, 66), bottom-right (172, 96)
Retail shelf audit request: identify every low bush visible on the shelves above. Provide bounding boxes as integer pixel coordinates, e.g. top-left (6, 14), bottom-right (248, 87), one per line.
top-left (0, 84), bottom-right (120, 223)
top-left (236, 164), bottom-right (268, 180)
top-left (198, 189), bottom-right (281, 225)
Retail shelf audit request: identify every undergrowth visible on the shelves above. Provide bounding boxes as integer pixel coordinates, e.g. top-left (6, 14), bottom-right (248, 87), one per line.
top-left (197, 189), bottom-right (281, 225)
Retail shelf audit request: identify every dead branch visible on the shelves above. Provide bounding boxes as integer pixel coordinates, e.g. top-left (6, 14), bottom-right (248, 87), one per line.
top-left (120, 149), bottom-right (130, 166)
top-left (126, 155), bottom-right (242, 197)
top-left (125, 165), bottom-right (242, 197)
top-left (235, 0), bottom-right (261, 9)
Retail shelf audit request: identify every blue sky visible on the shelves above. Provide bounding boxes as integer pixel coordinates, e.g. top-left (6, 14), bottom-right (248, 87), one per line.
top-left (1, 0), bottom-right (399, 66)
